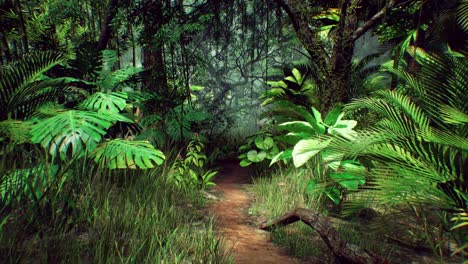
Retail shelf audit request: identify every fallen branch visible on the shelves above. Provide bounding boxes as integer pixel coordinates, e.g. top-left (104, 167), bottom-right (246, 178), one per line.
top-left (259, 208), bottom-right (387, 264)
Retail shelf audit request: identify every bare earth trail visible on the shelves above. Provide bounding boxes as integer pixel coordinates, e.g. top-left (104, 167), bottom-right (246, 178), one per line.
top-left (206, 160), bottom-right (301, 264)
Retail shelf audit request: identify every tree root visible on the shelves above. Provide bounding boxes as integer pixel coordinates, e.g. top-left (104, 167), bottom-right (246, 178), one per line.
top-left (259, 208), bottom-right (388, 264)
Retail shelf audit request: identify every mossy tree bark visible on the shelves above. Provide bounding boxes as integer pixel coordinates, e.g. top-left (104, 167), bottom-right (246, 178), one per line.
top-left (275, 0), bottom-right (401, 113)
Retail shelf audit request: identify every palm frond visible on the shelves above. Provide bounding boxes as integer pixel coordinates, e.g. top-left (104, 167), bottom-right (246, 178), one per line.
top-left (98, 67), bottom-right (143, 92)
top-left (0, 51), bottom-right (70, 120)
top-left (0, 119), bottom-right (32, 144)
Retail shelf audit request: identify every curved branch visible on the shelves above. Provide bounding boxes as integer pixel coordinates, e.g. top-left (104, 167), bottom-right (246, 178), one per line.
top-left (260, 208), bottom-right (387, 264)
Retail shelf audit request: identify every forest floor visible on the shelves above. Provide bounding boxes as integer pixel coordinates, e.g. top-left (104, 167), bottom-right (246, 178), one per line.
top-left (206, 159), bottom-right (303, 264)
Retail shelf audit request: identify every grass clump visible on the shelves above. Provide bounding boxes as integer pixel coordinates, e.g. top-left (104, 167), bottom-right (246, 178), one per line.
top-left (250, 166), bottom-right (329, 260)
top-left (0, 151), bottom-right (231, 263)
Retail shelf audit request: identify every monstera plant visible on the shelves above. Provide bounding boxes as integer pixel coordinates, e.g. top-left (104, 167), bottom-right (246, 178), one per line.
top-left (0, 51), bottom-right (165, 169)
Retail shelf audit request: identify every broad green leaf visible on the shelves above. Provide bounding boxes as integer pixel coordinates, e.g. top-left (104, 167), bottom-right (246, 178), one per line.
top-left (340, 160), bottom-right (366, 174)
top-left (335, 120), bottom-right (357, 129)
top-left (266, 80), bottom-right (287, 88)
top-left (330, 172), bottom-right (364, 190)
top-left (311, 107), bottom-right (324, 124)
top-left (255, 136), bottom-right (274, 150)
top-left (292, 68), bottom-right (303, 84)
top-left (284, 76), bottom-right (298, 84)
top-left (238, 153), bottom-right (247, 159)
top-left (278, 121), bottom-right (316, 136)
top-left (324, 187), bottom-right (341, 205)
top-left (240, 159), bottom-right (252, 167)
top-left (270, 149), bottom-right (293, 166)
top-left (324, 106), bottom-right (344, 126)
top-left (292, 138), bottom-right (331, 167)
top-left (247, 150), bottom-right (267, 162)
top-left (328, 126), bottom-right (358, 140)
top-left (311, 107), bottom-right (326, 134)
top-left (190, 85), bottom-right (204, 91)
top-left (30, 110), bottom-right (121, 160)
top-left (79, 92), bottom-right (128, 112)
top-left (266, 144), bottom-right (280, 159)
top-left (99, 66), bottom-right (143, 91)
top-left (91, 139), bottom-right (165, 169)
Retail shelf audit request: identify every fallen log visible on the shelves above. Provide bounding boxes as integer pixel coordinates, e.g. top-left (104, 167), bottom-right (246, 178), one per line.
top-left (259, 208), bottom-right (387, 264)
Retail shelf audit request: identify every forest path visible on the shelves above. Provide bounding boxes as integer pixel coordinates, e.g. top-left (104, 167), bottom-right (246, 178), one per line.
top-left (206, 160), bottom-right (301, 264)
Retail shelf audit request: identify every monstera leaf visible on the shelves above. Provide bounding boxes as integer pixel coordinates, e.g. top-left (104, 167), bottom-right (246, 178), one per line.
top-left (91, 139), bottom-right (165, 169)
top-left (30, 110), bottom-right (132, 160)
top-left (79, 92), bottom-right (128, 112)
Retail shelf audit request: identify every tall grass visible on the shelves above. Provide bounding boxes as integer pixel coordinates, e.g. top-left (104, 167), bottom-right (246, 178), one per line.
top-left (250, 165), bottom-right (328, 259)
top-left (249, 165), bottom-right (396, 261)
top-left (0, 145), bottom-right (231, 263)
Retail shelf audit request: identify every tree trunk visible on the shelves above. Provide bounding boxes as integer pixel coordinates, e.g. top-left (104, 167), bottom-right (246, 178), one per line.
top-left (276, 0), bottom-right (401, 112)
top-left (96, 0), bottom-right (119, 51)
top-left (141, 0), bottom-right (168, 107)
top-left (15, 0), bottom-right (29, 54)
top-left (259, 208), bottom-right (387, 264)
top-left (1, 32), bottom-right (11, 63)
top-left (323, 0), bottom-right (360, 111)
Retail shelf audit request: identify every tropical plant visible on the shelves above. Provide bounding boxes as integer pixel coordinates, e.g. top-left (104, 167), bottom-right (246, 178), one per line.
top-left (0, 51), bottom-right (71, 121)
top-left (238, 133), bottom-right (279, 167)
top-left (0, 50), bottom-right (166, 211)
top-left (321, 50), bottom-right (468, 255)
top-left (169, 134), bottom-right (216, 190)
top-left (260, 68), bottom-right (319, 124)
top-left (270, 105), bottom-right (363, 206)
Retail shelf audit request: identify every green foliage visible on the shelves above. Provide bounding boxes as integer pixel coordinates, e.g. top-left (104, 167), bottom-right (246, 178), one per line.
top-left (169, 135), bottom-right (216, 190)
top-left (269, 105), bottom-right (362, 206)
top-left (0, 51), bottom-right (71, 120)
top-left (79, 92), bottom-right (128, 112)
top-left (326, 50), bottom-right (468, 248)
top-left (238, 133), bottom-right (279, 167)
top-left (165, 104), bottom-right (212, 142)
top-left (91, 139), bottom-right (165, 169)
top-left (261, 68), bottom-right (319, 124)
top-left (30, 109), bottom-right (132, 160)
top-left (0, 164), bottom-right (60, 204)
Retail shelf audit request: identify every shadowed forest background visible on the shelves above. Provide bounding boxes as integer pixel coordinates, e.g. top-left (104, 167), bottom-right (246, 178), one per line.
top-left (0, 0), bottom-right (467, 263)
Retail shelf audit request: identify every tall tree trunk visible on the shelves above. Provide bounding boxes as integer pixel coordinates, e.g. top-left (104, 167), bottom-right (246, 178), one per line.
top-left (15, 0), bottom-right (29, 53)
top-left (141, 0), bottom-right (168, 99)
top-left (323, 0), bottom-right (360, 111)
top-left (96, 0), bottom-right (119, 51)
top-left (1, 32), bottom-right (11, 63)
top-left (276, 0), bottom-right (401, 112)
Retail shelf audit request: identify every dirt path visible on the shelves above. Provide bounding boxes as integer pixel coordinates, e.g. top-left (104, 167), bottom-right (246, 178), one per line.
top-left (207, 160), bottom-right (301, 264)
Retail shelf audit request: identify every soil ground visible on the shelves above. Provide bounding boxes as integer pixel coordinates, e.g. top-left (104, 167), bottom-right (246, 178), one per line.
top-left (206, 159), bottom-right (302, 264)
